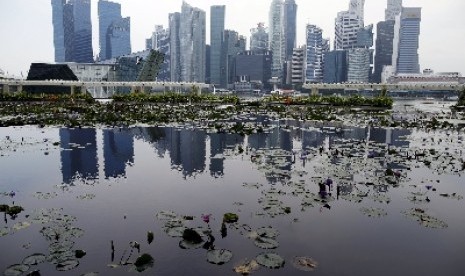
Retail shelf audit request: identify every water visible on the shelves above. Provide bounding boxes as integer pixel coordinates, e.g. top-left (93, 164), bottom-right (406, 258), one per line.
top-left (0, 101), bottom-right (464, 276)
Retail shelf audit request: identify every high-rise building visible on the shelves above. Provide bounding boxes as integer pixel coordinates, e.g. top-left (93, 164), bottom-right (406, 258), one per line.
top-left (169, 12), bottom-right (181, 82)
top-left (179, 2), bottom-right (206, 82)
top-left (284, 0), bottom-right (297, 61)
top-left (373, 20), bottom-right (395, 83)
top-left (146, 25), bottom-right (170, 81)
top-left (347, 48), bottom-right (371, 83)
top-left (385, 0), bottom-right (403, 21)
top-left (290, 46), bottom-right (306, 86)
top-left (52, 0), bottom-right (93, 63)
top-left (235, 50), bottom-right (272, 90)
top-left (210, 6), bottom-right (225, 86)
top-left (305, 24), bottom-right (324, 83)
top-left (98, 0), bottom-right (121, 60)
top-left (250, 23), bottom-right (269, 53)
top-left (323, 50), bottom-right (347, 83)
top-left (268, 0), bottom-right (285, 80)
top-left (334, 0), bottom-right (365, 50)
top-left (107, 17), bottom-right (131, 59)
top-left (221, 30), bottom-right (246, 88)
top-left (393, 7), bottom-right (421, 74)
top-left (51, 0), bottom-right (66, 62)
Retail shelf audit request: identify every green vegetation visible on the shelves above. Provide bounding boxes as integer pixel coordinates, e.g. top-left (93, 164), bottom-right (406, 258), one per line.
top-left (457, 88), bottom-right (465, 106)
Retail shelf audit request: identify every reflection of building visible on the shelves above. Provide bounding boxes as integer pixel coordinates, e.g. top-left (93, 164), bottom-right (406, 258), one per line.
top-left (209, 133), bottom-right (244, 177)
top-left (180, 130), bottom-right (206, 177)
top-left (103, 129), bottom-right (134, 178)
top-left (60, 128), bottom-right (98, 184)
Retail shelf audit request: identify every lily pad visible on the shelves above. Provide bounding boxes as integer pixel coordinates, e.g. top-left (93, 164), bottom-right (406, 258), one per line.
top-left (402, 208), bottom-right (448, 229)
top-left (254, 237), bottom-right (279, 249)
top-left (292, 256), bottom-right (318, 271)
top-left (360, 207), bottom-right (387, 218)
top-left (256, 227), bottom-right (279, 239)
top-left (156, 210), bottom-right (179, 220)
top-left (56, 259), bottom-right (79, 271)
top-left (223, 213), bottom-right (239, 223)
top-left (134, 253), bottom-right (154, 272)
top-left (1, 227), bottom-right (10, 237)
top-left (22, 253), bottom-right (47, 265)
top-left (3, 264), bottom-right (30, 276)
top-left (13, 221), bottom-right (31, 231)
top-left (179, 239), bottom-right (204, 250)
top-left (206, 249), bottom-right (233, 265)
top-left (233, 259), bottom-right (260, 275)
top-left (256, 253), bottom-right (285, 269)
top-left (165, 226), bottom-right (186, 238)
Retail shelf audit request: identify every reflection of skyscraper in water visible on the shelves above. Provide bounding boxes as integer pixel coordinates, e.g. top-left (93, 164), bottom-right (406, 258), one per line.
top-left (60, 128), bottom-right (98, 184)
top-left (103, 129), bottom-right (134, 178)
top-left (209, 133), bottom-right (244, 177)
top-left (302, 129), bottom-right (326, 149)
top-left (180, 129), bottom-right (206, 177)
top-left (163, 127), bottom-right (182, 168)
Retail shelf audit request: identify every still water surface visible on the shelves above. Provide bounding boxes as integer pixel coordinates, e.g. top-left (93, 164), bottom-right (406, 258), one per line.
top-left (1, 105), bottom-right (464, 275)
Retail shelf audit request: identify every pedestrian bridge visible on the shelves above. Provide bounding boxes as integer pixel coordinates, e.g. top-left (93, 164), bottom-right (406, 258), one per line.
top-left (1, 80), bottom-right (464, 98)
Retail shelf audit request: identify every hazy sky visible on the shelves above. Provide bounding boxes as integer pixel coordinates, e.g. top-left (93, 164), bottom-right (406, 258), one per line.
top-left (0, 0), bottom-right (464, 77)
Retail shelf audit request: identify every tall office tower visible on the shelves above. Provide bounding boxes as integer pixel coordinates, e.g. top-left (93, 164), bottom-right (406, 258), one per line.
top-left (385, 0), bottom-right (402, 20)
top-left (169, 12), bottom-right (181, 82)
top-left (210, 5), bottom-right (225, 86)
top-left (250, 23), bottom-right (269, 53)
top-left (235, 50), bottom-right (272, 90)
top-left (284, 0), bottom-right (297, 61)
top-left (269, 0), bottom-right (285, 80)
top-left (290, 46), bottom-right (306, 86)
top-left (179, 2), bottom-right (206, 82)
top-left (221, 30), bottom-right (246, 88)
top-left (51, 0), bottom-right (66, 62)
top-left (373, 20), bottom-right (395, 83)
top-left (334, 0), bottom-right (365, 50)
top-left (52, 0), bottom-right (93, 62)
top-left (347, 48), bottom-right (371, 82)
top-left (393, 7), bottom-right (421, 74)
top-left (323, 50), bottom-right (347, 83)
top-left (107, 17), bottom-right (131, 59)
top-left (305, 25), bottom-right (324, 83)
top-left (99, 0), bottom-right (130, 60)
top-left (147, 25), bottom-right (170, 81)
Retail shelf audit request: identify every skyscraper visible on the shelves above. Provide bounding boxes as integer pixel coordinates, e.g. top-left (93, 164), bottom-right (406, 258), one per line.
top-left (51, 0), bottom-right (66, 62)
top-left (210, 6), bottom-right (225, 86)
top-left (98, 0), bottom-right (120, 60)
top-left (250, 23), bottom-right (269, 53)
top-left (323, 50), bottom-right (347, 83)
top-left (51, 0), bottom-right (93, 63)
top-left (385, 0), bottom-right (403, 21)
top-left (334, 0), bottom-right (365, 50)
top-left (269, 0), bottom-right (285, 80)
top-left (373, 20), bottom-right (395, 83)
top-left (179, 2), bottom-right (206, 82)
top-left (221, 30), bottom-right (246, 88)
top-left (169, 12), bottom-right (181, 82)
top-left (305, 24), bottom-right (324, 83)
top-left (98, 0), bottom-right (130, 60)
top-left (290, 46), bottom-right (306, 86)
top-left (146, 25), bottom-right (170, 81)
top-left (284, 0), bottom-right (297, 61)
top-left (393, 7), bottom-right (421, 74)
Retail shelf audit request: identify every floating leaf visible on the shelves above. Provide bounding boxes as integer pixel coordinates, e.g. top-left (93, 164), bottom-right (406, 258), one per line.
top-left (182, 228), bottom-right (203, 244)
top-left (80, 273), bottom-right (99, 276)
top-left (223, 213), bottom-right (239, 223)
top-left (179, 239), bottom-right (204, 250)
top-left (165, 226), bottom-right (186, 238)
top-left (233, 259), bottom-right (260, 275)
top-left (360, 207), bottom-right (387, 218)
top-left (22, 253), bottom-right (46, 265)
top-left (256, 227), bottom-right (279, 239)
top-left (402, 208), bottom-right (448, 229)
top-left (255, 253), bottom-right (285, 269)
top-left (206, 249), bottom-right (233, 265)
top-left (33, 192), bottom-right (58, 200)
top-left (156, 210), bottom-right (179, 220)
top-left (292, 256), bottom-right (318, 271)
top-left (1, 227), bottom-right (10, 237)
top-left (56, 259), bottom-right (79, 271)
top-left (254, 237), bottom-right (279, 249)
top-left (134, 254), bottom-right (154, 272)
top-left (13, 221), bottom-right (31, 231)
top-left (76, 194), bottom-right (95, 200)
top-left (3, 264), bottom-right (30, 276)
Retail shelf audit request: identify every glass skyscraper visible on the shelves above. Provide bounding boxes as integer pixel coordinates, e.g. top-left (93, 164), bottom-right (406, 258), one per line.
top-left (51, 0), bottom-right (93, 63)
top-left (305, 24), bottom-right (324, 83)
top-left (394, 7), bottom-right (421, 74)
top-left (385, 0), bottom-right (403, 21)
top-left (284, 0), bottom-right (297, 61)
top-left (334, 0), bottom-right (365, 50)
top-left (169, 12), bottom-right (181, 82)
top-left (98, 0), bottom-right (131, 61)
top-left (250, 23), bottom-right (269, 53)
top-left (323, 50), bottom-right (348, 83)
top-left (210, 6), bottom-right (225, 86)
top-left (373, 20), bottom-right (395, 83)
top-left (269, 0), bottom-right (285, 80)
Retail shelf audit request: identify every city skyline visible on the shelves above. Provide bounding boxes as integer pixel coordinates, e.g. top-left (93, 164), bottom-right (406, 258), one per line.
top-left (0, 0), bottom-right (464, 77)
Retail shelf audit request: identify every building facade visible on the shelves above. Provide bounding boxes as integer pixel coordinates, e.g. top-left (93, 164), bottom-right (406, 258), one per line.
top-left (210, 5), bottom-right (225, 86)
top-left (284, 0), bottom-right (297, 61)
top-left (373, 20), bottom-right (395, 83)
top-left (235, 50), bottom-right (272, 90)
top-left (347, 48), bottom-right (371, 83)
top-left (179, 2), bottom-right (206, 83)
top-left (169, 12), bottom-right (181, 82)
top-left (323, 50), bottom-right (347, 83)
top-left (221, 30), bottom-right (246, 88)
top-left (268, 0), bottom-right (285, 80)
top-left (394, 7), bottom-right (421, 74)
top-left (51, 0), bottom-right (66, 62)
top-left (334, 0), bottom-right (365, 50)
top-left (146, 25), bottom-right (170, 81)
top-left (107, 17), bottom-right (131, 59)
top-left (98, 0), bottom-right (121, 60)
top-left (385, 0), bottom-right (403, 21)
top-left (305, 24), bottom-right (324, 83)
top-left (290, 46), bottom-right (306, 86)
top-left (250, 23), bottom-right (269, 53)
